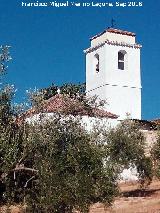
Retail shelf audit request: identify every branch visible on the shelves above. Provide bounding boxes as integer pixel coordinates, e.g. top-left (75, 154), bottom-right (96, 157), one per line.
top-left (13, 164), bottom-right (38, 173)
top-left (24, 176), bottom-right (35, 188)
top-left (1, 165), bottom-right (38, 180)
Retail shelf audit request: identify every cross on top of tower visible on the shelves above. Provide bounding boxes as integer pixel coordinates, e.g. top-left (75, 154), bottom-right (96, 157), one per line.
top-left (111, 18), bottom-right (116, 28)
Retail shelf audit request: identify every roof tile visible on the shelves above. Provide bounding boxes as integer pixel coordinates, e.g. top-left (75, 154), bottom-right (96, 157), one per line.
top-left (23, 94), bottom-right (118, 119)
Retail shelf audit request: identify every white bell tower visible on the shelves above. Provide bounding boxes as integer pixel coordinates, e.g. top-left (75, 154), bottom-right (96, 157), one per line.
top-left (84, 28), bottom-right (142, 120)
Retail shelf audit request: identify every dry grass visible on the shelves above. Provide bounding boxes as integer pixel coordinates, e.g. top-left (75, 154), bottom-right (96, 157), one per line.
top-left (0, 205), bottom-right (24, 213)
top-left (90, 180), bottom-right (160, 213)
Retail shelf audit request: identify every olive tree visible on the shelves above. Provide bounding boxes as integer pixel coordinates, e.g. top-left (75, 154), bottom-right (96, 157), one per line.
top-left (151, 130), bottom-right (160, 177)
top-left (22, 116), bottom-right (118, 212)
top-left (0, 46), bottom-right (27, 203)
top-left (104, 120), bottom-right (153, 185)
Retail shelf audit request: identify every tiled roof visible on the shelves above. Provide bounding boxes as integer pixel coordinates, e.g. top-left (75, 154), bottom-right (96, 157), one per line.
top-left (23, 94), bottom-right (118, 119)
top-left (107, 28), bottom-right (136, 36)
top-left (90, 28), bottom-right (136, 41)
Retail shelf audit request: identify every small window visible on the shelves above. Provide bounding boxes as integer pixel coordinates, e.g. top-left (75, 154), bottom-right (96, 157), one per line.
top-left (94, 53), bottom-right (99, 73)
top-left (118, 50), bottom-right (127, 70)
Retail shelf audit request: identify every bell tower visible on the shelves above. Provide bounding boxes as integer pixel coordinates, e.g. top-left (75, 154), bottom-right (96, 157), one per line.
top-left (84, 28), bottom-right (142, 120)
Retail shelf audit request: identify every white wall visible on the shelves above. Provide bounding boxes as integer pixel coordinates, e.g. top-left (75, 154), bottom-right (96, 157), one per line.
top-left (26, 112), bottom-right (119, 129)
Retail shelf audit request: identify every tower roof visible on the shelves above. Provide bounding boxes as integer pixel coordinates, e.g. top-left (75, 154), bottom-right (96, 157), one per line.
top-left (90, 28), bottom-right (136, 41)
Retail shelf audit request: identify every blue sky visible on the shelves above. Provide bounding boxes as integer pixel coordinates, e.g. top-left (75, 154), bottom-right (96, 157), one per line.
top-left (0, 0), bottom-right (160, 120)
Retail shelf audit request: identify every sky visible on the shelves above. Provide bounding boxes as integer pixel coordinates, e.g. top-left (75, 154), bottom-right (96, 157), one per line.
top-left (0, 0), bottom-right (160, 120)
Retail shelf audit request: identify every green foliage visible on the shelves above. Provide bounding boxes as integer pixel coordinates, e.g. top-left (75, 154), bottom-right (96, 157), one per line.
top-left (0, 46), bottom-right (21, 203)
top-left (0, 85), bottom-right (27, 203)
top-left (19, 117), bottom-right (118, 212)
top-left (136, 156), bottom-right (153, 186)
top-left (151, 132), bottom-right (160, 178)
top-left (0, 78), bottom-right (118, 211)
top-left (28, 83), bottom-right (86, 107)
top-left (105, 120), bottom-right (153, 185)
top-left (40, 83), bottom-right (58, 100)
top-left (0, 47), bottom-right (14, 172)
top-left (151, 132), bottom-right (160, 160)
top-left (0, 45), bottom-right (11, 75)
top-left (60, 83), bottom-right (85, 99)
top-left (1, 95), bottom-right (154, 211)
top-left (0, 86), bottom-right (14, 127)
